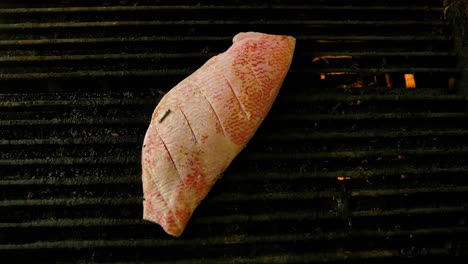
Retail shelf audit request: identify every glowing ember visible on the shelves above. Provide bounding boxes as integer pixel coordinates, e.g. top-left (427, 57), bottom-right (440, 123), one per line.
top-left (404, 74), bottom-right (416, 88)
top-left (337, 176), bottom-right (351, 181)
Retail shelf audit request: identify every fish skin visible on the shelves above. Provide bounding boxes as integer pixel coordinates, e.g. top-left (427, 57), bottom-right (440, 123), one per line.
top-left (142, 32), bottom-right (296, 237)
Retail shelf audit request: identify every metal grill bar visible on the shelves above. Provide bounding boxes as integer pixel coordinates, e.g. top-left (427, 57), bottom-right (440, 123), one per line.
top-left (0, 5), bottom-right (447, 13)
top-left (0, 20), bottom-right (450, 29)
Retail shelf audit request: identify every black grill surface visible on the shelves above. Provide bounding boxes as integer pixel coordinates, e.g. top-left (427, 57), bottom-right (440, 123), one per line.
top-left (1, 0), bottom-right (468, 263)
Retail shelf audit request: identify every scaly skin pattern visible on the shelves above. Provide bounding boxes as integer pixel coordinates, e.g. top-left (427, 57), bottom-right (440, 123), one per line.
top-left (142, 32), bottom-right (296, 237)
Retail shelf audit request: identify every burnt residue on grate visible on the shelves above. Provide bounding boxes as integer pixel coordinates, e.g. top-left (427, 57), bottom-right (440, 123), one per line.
top-left (0, 0), bottom-right (468, 263)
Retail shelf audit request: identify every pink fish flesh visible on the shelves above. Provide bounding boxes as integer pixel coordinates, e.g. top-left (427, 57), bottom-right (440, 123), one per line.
top-left (142, 32), bottom-right (296, 237)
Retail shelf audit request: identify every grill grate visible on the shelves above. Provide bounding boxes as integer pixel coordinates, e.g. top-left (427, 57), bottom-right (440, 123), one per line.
top-left (1, 0), bottom-right (468, 262)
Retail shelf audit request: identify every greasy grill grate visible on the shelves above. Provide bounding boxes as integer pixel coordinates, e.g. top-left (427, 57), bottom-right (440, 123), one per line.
top-left (1, 0), bottom-right (467, 262)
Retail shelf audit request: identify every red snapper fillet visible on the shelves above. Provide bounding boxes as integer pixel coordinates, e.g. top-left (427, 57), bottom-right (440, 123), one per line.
top-left (142, 32), bottom-right (296, 237)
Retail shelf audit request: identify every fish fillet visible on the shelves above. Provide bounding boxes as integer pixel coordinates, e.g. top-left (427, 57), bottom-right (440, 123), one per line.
top-left (142, 32), bottom-right (296, 237)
